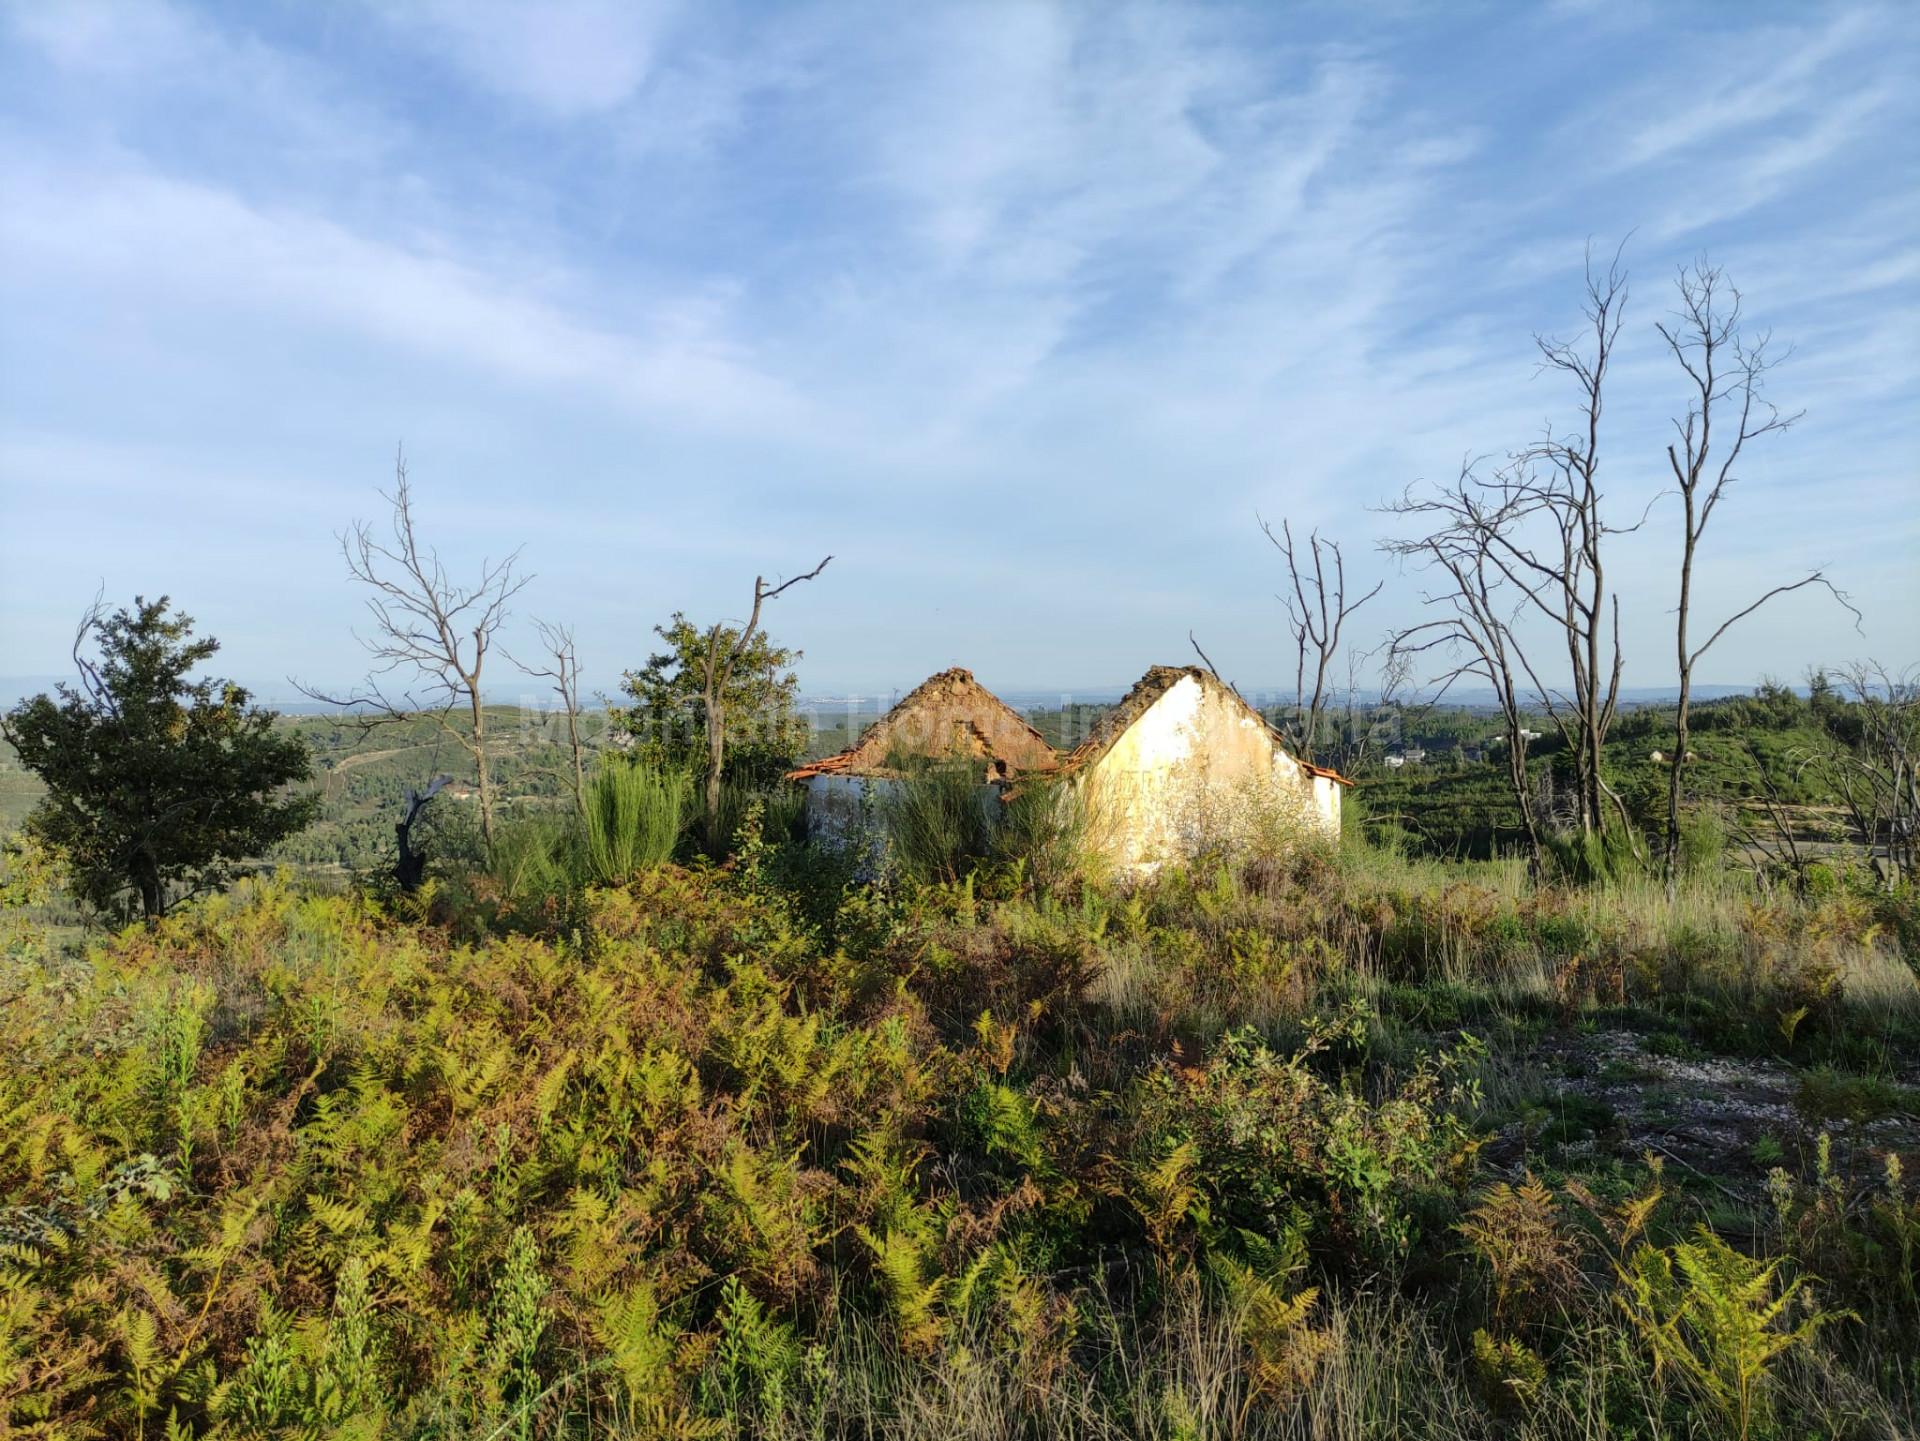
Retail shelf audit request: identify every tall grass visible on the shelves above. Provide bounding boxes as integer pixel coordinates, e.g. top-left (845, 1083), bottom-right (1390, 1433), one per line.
top-left (995, 773), bottom-right (1106, 895)
top-left (692, 777), bottom-right (808, 861)
top-left (472, 1287), bottom-right (1902, 1440)
top-left (884, 762), bottom-right (994, 884)
top-left (486, 812), bottom-right (574, 899)
top-left (1080, 839), bottom-right (1920, 1066)
top-left (580, 761), bottom-right (688, 884)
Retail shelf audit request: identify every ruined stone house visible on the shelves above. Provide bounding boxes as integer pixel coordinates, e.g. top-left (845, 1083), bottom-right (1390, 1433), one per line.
top-left (1059, 665), bottom-right (1348, 873)
top-left (785, 668), bottom-right (1057, 842)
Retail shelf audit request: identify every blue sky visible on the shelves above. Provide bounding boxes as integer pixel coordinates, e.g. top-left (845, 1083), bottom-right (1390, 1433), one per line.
top-left (1, 0), bottom-right (1915, 704)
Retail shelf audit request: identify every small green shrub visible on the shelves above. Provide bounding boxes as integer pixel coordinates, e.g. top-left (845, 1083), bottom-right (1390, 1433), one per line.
top-left (1544, 826), bottom-right (1646, 886)
top-left (1676, 803), bottom-right (1729, 876)
top-left (487, 813), bottom-right (574, 901)
top-left (581, 761), bottom-right (687, 883)
top-left (1127, 1024), bottom-right (1483, 1270)
top-left (1769, 1147), bottom-right (1918, 1352)
top-left (692, 776), bottom-right (808, 861)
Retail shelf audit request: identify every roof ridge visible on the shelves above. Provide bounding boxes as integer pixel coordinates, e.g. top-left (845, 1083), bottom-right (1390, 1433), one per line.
top-left (786, 667), bottom-right (1054, 780)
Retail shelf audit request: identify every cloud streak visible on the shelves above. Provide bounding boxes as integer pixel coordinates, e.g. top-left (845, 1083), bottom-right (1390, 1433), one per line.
top-left (0, 0), bottom-right (1913, 696)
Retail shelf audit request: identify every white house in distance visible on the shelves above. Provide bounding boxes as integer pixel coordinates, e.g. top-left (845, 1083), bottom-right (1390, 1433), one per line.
top-left (1059, 665), bottom-right (1349, 873)
top-left (786, 668), bottom-right (1058, 842)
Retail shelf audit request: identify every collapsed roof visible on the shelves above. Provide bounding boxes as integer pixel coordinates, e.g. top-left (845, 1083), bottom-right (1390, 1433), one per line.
top-left (1060, 664), bottom-right (1352, 787)
top-left (786, 668), bottom-right (1059, 781)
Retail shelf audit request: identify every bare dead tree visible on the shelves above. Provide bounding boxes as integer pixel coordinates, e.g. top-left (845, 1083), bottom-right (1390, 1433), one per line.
top-left (1655, 263), bottom-right (1857, 891)
top-left (297, 452), bottom-right (530, 850)
top-left (510, 618), bottom-right (587, 816)
top-left (1387, 249), bottom-right (1645, 856)
top-left (1475, 244), bottom-right (1645, 844)
top-left (1379, 247), bottom-right (1643, 859)
top-left (1261, 516), bottom-right (1382, 762)
top-left (699, 558), bottom-right (831, 821)
top-left (1331, 642), bottom-right (1411, 775)
top-left (1813, 662), bottom-right (1919, 886)
top-left (1382, 478), bottom-right (1545, 871)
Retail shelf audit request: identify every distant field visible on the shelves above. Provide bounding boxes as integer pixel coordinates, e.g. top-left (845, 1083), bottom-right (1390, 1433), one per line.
top-left (0, 757), bottom-right (38, 836)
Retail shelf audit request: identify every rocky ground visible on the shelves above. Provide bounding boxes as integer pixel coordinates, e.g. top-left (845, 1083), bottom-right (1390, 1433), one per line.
top-left (1489, 1026), bottom-right (1920, 1205)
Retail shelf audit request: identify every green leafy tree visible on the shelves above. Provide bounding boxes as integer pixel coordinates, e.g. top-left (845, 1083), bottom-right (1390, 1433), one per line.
top-left (613, 611), bottom-right (811, 788)
top-left (1, 597), bottom-right (317, 919)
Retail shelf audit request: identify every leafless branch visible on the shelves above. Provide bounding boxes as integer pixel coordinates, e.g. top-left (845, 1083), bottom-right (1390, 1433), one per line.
top-left (1186, 630), bottom-right (1246, 701)
top-left (69, 587), bottom-right (110, 713)
top-left (696, 556), bottom-right (831, 828)
top-left (1259, 514), bottom-right (1381, 761)
top-left (507, 617), bottom-right (588, 813)
top-left (1656, 261), bottom-right (1858, 886)
top-left (295, 448), bottom-right (531, 849)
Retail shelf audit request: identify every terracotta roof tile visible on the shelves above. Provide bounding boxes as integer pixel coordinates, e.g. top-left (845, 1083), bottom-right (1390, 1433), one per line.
top-left (1298, 760), bottom-right (1355, 787)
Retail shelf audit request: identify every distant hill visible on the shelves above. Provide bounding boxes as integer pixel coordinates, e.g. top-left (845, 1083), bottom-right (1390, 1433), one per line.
top-left (1386, 684), bottom-right (1761, 711)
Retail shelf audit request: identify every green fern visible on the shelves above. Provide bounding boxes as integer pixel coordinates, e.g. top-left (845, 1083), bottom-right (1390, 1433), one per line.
top-left (857, 1225), bottom-right (948, 1355)
top-left (1616, 1225), bottom-right (1848, 1439)
top-left (1471, 1328), bottom-right (1547, 1413)
top-left (710, 1277), bottom-right (800, 1423)
top-left (487, 1225), bottom-right (550, 1429)
top-left (1127, 1138), bottom-right (1209, 1266)
top-left (592, 1281), bottom-right (678, 1412)
top-left (115, 1304), bottom-right (165, 1437)
top-left (315, 1254), bottom-right (379, 1422)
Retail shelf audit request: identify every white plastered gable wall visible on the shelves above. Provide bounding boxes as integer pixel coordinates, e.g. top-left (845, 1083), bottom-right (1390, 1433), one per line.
top-left (1309, 773), bottom-right (1342, 832)
top-left (1079, 673), bottom-right (1338, 873)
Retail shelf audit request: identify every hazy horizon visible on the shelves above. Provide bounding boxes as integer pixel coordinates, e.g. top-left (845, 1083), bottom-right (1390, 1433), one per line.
top-left (0, 668), bottom-right (1803, 721)
top-left (3, 2), bottom-right (1916, 699)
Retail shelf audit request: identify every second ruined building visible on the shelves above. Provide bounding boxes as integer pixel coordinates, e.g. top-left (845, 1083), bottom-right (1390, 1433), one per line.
top-left (788, 664), bottom-right (1349, 872)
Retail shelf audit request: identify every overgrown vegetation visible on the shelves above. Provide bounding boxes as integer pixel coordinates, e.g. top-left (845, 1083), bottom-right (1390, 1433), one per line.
top-left (4, 798), bottom-right (1916, 1437)
top-left (1330, 676), bottom-right (1916, 882)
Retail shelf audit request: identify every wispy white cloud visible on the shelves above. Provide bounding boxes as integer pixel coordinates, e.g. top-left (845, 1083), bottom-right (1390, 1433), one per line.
top-left (1649, 84), bottom-right (1898, 240)
top-left (0, 154), bottom-right (803, 431)
top-left (0, 0), bottom-right (1913, 691)
top-left (1607, 7), bottom-right (1875, 171)
top-left (4, 0), bottom-right (398, 176)
top-left (371, 0), bottom-right (685, 117)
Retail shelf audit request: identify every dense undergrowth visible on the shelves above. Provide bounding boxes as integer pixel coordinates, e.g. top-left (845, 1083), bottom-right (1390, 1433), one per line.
top-left (3, 822), bottom-right (1918, 1438)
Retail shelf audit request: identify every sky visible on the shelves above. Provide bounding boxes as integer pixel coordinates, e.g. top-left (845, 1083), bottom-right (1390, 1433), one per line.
top-left (1, 0), bottom-right (1915, 706)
